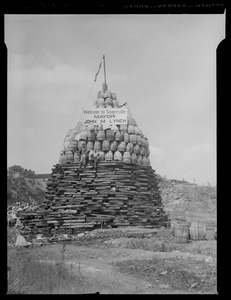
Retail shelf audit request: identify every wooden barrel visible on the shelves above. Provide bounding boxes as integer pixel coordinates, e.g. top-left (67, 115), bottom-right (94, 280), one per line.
top-left (111, 93), bottom-right (117, 100)
top-left (98, 151), bottom-right (105, 161)
top-left (65, 150), bottom-right (74, 163)
top-left (104, 91), bottom-right (112, 98)
top-left (142, 157), bottom-right (148, 166)
top-left (146, 138), bottom-right (149, 147)
top-left (137, 155), bottom-right (143, 165)
top-left (146, 148), bottom-right (150, 157)
top-left (74, 133), bottom-right (81, 141)
top-left (87, 130), bottom-right (96, 141)
top-left (129, 134), bottom-right (137, 144)
top-left (117, 142), bottom-right (126, 152)
top-left (60, 153), bottom-right (66, 164)
top-left (96, 130), bottom-right (105, 141)
top-left (97, 123), bottom-right (104, 131)
top-left (126, 142), bottom-right (134, 153)
top-left (140, 146), bottom-right (146, 156)
top-left (128, 125), bottom-right (135, 134)
top-left (144, 157), bottom-right (150, 166)
top-left (114, 150), bottom-right (122, 161)
top-left (98, 91), bottom-right (105, 98)
top-left (97, 98), bottom-right (105, 107)
top-left (123, 133), bottom-right (129, 143)
top-left (64, 140), bottom-right (71, 150)
top-left (174, 223), bottom-right (190, 243)
top-left (105, 97), bottom-right (113, 107)
top-left (73, 151), bottom-right (81, 163)
top-left (133, 144), bottom-right (140, 155)
top-left (78, 140), bottom-right (87, 151)
top-left (190, 222), bottom-right (207, 240)
top-left (87, 141), bottom-right (94, 151)
top-left (103, 123), bottom-right (111, 130)
top-left (102, 140), bottom-right (110, 151)
top-left (120, 124), bottom-right (128, 132)
top-left (112, 99), bottom-right (119, 108)
top-left (137, 135), bottom-right (143, 146)
top-left (131, 153), bottom-right (138, 164)
top-left (106, 129), bottom-right (115, 141)
top-left (123, 151), bottom-right (131, 163)
top-left (94, 140), bottom-right (101, 151)
top-left (134, 126), bottom-right (139, 135)
top-left (105, 150), bottom-right (113, 161)
top-left (142, 137), bottom-right (147, 147)
top-left (70, 140), bottom-right (79, 151)
top-left (86, 124), bottom-right (95, 131)
top-left (115, 131), bottom-right (124, 142)
top-left (75, 123), bottom-right (82, 134)
top-left (110, 124), bottom-right (119, 132)
top-left (128, 118), bottom-right (136, 126)
top-left (80, 125), bottom-right (87, 132)
top-left (110, 141), bottom-right (118, 152)
top-left (94, 141), bottom-right (102, 152)
top-left (58, 153), bottom-right (63, 164)
top-left (70, 135), bottom-right (77, 141)
top-left (79, 131), bottom-right (88, 141)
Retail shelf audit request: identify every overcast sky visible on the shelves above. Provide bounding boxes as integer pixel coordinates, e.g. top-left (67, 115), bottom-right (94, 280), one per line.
top-left (6, 14), bottom-right (224, 185)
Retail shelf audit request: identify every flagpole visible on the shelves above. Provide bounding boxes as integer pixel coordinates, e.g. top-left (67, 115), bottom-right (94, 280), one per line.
top-left (103, 54), bottom-right (107, 85)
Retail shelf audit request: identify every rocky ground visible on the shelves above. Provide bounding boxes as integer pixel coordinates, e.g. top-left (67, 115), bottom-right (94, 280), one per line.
top-left (159, 180), bottom-right (216, 215)
top-left (7, 177), bottom-right (217, 294)
top-left (7, 226), bottom-right (217, 294)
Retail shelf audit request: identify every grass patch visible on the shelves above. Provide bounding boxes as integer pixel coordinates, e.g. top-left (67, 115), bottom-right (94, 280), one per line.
top-left (8, 246), bottom-right (90, 294)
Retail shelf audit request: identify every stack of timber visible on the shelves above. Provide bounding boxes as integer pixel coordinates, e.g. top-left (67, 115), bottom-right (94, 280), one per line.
top-left (19, 161), bottom-right (168, 238)
top-left (18, 85), bottom-right (168, 238)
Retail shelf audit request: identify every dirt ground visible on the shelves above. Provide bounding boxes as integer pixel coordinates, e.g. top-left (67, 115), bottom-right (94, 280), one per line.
top-left (11, 225), bottom-right (216, 294)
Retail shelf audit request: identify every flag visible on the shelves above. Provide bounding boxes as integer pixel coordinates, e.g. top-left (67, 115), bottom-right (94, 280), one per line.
top-left (94, 59), bottom-right (102, 82)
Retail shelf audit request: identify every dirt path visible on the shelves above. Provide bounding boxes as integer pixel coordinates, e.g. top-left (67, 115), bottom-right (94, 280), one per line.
top-left (37, 243), bottom-right (216, 294)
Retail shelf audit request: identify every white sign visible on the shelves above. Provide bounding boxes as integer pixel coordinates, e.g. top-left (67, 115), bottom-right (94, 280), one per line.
top-left (82, 107), bottom-right (127, 125)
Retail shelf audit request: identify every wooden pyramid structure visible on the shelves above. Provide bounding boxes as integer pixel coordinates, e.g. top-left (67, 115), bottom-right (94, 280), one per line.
top-left (19, 57), bottom-right (169, 237)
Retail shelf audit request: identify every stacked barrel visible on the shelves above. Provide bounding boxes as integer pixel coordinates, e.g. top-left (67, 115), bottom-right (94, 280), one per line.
top-left (58, 90), bottom-right (151, 167)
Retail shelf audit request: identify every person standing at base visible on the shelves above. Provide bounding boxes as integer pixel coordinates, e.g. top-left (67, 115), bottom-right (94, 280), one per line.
top-left (93, 152), bottom-right (101, 170)
top-left (79, 144), bottom-right (87, 168)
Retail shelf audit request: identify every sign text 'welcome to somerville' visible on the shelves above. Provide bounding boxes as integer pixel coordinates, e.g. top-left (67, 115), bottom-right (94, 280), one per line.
top-left (82, 107), bottom-right (127, 125)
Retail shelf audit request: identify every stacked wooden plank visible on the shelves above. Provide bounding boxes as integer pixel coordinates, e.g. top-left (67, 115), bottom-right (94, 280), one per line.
top-left (19, 88), bottom-right (169, 238)
top-left (19, 161), bottom-right (168, 238)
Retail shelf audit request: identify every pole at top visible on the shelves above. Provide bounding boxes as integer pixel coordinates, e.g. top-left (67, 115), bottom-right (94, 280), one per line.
top-left (103, 54), bottom-right (107, 85)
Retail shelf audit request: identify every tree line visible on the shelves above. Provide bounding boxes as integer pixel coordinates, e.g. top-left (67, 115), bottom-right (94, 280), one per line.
top-left (8, 165), bottom-right (35, 177)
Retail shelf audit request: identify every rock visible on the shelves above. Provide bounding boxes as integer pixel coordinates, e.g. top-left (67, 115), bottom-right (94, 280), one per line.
top-left (15, 234), bottom-right (28, 247)
top-left (190, 282), bottom-right (198, 289)
top-left (36, 234), bottom-right (43, 239)
top-left (77, 233), bottom-right (85, 238)
top-left (159, 284), bottom-right (170, 289)
top-left (160, 271), bottom-right (168, 275)
top-left (205, 256), bottom-right (213, 263)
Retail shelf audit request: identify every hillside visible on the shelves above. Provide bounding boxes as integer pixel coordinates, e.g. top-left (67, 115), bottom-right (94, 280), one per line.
top-left (159, 180), bottom-right (216, 215)
top-left (7, 177), bottom-right (46, 206)
top-left (7, 176), bottom-right (216, 215)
